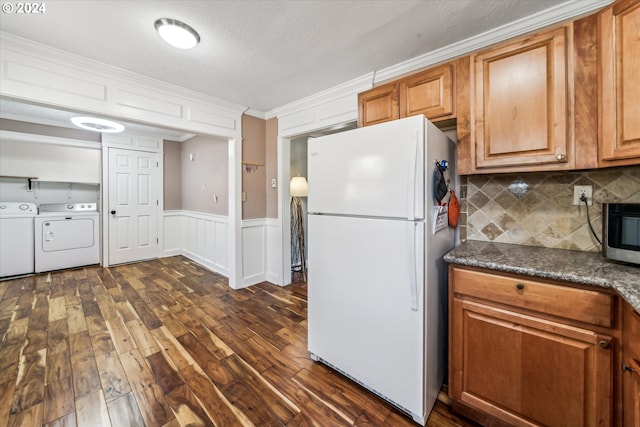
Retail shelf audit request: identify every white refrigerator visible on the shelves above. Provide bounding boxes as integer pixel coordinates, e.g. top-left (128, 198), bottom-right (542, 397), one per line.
top-left (307, 115), bottom-right (455, 425)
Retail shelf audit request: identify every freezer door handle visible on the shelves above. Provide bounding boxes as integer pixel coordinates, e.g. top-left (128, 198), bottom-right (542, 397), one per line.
top-left (406, 134), bottom-right (418, 221)
top-left (408, 222), bottom-right (418, 311)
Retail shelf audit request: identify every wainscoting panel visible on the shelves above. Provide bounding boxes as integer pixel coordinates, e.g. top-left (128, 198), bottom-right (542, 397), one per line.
top-left (265, 218), bottom-right (282, 285)
top-left (162, 212), bottom-right (281, 287)
top-left (241, 219), bottom-right (268, 288)
top-left (162, 212), bottom-right (184, 257)
top-left (162, 211), bottom-right (229, 277)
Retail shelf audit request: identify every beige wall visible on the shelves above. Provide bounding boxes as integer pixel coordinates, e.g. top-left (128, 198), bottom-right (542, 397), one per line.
top-left (163, 140), bottom-right (182, 210)
top-left (241, 115), bottom-right (266, 219)
top-left (265, 117), bottom-right (278, 219)
top-left (181, 135), bottom-right (228, 215)
top-left (460, 165), bottom-right (640, 252)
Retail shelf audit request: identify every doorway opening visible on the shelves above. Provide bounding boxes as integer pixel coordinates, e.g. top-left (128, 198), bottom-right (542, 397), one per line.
top-left (282, 121), bottom-right (357, 285)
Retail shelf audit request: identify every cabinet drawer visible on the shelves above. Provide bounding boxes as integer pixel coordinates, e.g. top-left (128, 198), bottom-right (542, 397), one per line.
top-left (451, 268), bottom-right (613, 327)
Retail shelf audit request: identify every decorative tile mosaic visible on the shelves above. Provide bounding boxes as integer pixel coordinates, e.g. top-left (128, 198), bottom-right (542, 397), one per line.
top-left (458, 165), bottom-right (640, 252)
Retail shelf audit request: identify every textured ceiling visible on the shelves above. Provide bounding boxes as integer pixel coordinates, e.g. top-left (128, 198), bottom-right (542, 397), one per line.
top-left (0, 0), bottom-right (582, 114)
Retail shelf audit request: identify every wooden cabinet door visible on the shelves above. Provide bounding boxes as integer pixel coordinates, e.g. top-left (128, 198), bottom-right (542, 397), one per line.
top-left (625, 360), bottom-right (640, 427)
top-left (599, 0), bottom-right (640, 166)
top-left (471, 25), bottom-right (573, 172)
top-left (357, 82), bottom-right (399, 127)
top-left (623, 301), bottom-right (640, 427)
top-left (450, 298), bottom-right (613, 427)
top-left (399, 64), bottom-right (454, 122)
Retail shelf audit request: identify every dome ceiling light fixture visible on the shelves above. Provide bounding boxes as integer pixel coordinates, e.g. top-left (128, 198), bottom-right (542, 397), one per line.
top-left (71, 116), bottom-right (125, 133)
top-left (154, 18), bottom-right (200, 49)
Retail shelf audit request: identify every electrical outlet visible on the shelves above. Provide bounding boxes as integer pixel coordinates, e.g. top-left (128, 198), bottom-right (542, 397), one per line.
top-left (271, 179), bottom-right (277, 188)
top-left (242, 191), bottom-right (247, 202)
top-left (573, 185), bottom-right (593, 206)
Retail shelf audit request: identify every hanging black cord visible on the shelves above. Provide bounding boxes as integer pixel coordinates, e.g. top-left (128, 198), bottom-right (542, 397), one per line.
top-left (582, 196), bottom-right (602, 245)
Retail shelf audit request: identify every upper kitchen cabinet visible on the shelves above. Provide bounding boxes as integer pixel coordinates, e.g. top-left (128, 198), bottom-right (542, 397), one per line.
top-left (357, 82), bottom-right (399, 127)
top-left (358, 61), bottom-right (457, 127)
top-left (398, 63), bottom-right (454, 122)
top-left (599, 0), bottom-right (640, 167)
top-left (467, 24), bottom-right (575, 173)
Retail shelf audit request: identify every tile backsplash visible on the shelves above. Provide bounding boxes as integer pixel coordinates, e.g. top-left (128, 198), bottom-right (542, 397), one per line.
top-left (459, 166), bottom-right (640, 252)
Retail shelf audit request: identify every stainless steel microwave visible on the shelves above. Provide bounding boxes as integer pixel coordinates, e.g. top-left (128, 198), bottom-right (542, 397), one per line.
top-left (603, 203), bottom-right (640, 265)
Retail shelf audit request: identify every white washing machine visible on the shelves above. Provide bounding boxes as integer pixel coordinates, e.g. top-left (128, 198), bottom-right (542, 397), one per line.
top-left (35, 202), bottom-right (100, 273)
top-left (0, 202), bottom-right (37, 278)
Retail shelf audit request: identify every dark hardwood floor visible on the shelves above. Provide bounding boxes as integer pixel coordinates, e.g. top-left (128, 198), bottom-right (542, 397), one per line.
top-left (0, 256), bottom-right (478, 426)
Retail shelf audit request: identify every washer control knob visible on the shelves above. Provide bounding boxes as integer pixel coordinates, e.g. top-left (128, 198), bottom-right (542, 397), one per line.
top-left (67, 204), bottom-right (74, 209)
top-left (19, 204), bottom-right (29, 210)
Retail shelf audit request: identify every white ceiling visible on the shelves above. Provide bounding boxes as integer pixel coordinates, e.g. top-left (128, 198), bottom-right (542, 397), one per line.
top-left (0, 0), bottom-right (599, 117)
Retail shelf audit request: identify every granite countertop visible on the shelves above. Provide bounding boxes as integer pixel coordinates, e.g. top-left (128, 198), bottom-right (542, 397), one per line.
top-left (444, 241), bottom-right (640, 313)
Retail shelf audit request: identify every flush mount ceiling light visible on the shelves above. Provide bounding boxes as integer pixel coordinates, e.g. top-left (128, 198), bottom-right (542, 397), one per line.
top-left (154, 18), bottom-right (200, 49)
top-left (71, 116), bottom-right (125, 133)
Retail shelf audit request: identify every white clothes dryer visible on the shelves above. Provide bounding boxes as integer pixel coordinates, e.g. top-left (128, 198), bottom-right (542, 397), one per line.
top-left (35, 202), bottom-right (100, 273)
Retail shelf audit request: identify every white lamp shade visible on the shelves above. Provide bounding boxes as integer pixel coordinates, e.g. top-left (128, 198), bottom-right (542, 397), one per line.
top-left (290, 177), bottom-right (308, 197)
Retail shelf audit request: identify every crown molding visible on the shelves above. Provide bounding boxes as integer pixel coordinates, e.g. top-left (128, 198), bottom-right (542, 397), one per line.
top-left (269, 72), bottom-right (374, 119)
top-left (244, 108), bottom-right (268, 120)
top-left (374, 0), bottom-right (613, 83)
top-left (0, 31), bottom-right (248, 115)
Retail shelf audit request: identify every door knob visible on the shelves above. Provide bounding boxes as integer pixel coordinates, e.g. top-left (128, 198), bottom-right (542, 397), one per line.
top-left (110, 210), bottom-right (116, 215)
top-left (598, 340), bottom-right (611, 349)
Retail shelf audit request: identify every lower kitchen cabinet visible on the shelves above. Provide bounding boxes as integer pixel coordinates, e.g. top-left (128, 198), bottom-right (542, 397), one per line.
top-left (449, 266), bottom-right (616, 427)
top-left (623, 300), bottom-right (640, 426)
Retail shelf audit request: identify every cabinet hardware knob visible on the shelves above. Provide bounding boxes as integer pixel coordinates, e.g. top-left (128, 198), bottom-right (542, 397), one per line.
top-left (622, 364), bottom-right (636, 373)
top-left (599, 340), bottom-right (611, 349)
top-left (515, 283), bottom-right (525, 290)
top-left (110, 210), bottom-right (116, 215)
top-left (556, 154), bottom-right (566, 161)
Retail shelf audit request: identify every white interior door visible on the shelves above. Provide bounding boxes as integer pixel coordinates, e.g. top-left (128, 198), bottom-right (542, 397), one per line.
top-left (108, 148), bottom-right (159, 265)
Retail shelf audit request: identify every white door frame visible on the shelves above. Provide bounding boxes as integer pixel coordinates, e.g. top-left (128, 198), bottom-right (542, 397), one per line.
top-left (278, 135), bottom-right (293, 286)
top-left (101, 144), bottom-right (163, 267)
top-left (277, 121), bottom-right (356, 286)
top-left (106, 147), bottom-right (160, 266)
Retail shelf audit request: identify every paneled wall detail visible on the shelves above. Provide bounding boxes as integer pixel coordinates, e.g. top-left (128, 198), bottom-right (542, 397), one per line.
top-left (274, 74), bottom-right (371, 138)
top-left (163, 212), bottom-right (277, 287)
top-left (265, 218), bottom-right (282, 284)
top-left (242, 219), bottom-right (267, 287)
top-left (162, 211), bottom-right (229, 277)
top-left (0, 34), bottom-right (244, 138)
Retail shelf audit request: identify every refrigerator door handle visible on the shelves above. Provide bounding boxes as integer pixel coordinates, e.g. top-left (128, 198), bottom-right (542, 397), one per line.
top-left (406, 133), bottom-right (418, 221)
top-left (408, 222), bottom-right (418, 311)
